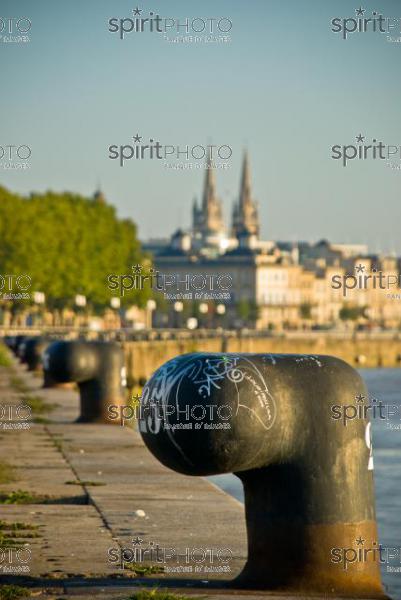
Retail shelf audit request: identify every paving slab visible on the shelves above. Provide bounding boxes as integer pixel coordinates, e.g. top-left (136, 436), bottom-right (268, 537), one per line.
top-left (0, 504), bottom-right (117, 578)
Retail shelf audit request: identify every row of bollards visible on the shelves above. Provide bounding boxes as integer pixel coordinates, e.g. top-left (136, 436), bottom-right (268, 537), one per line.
top-left (2, 336), bottom-right (391, 598)
top-left (5, 334), bottom-right (59, 388)
top-left (4, 335), bottom-right (126, 423)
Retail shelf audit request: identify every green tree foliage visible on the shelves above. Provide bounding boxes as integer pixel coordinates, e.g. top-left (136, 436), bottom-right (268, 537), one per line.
top-left (339, 305), bottom-right (366, 321)
top-left (300, 302), bottom-right (312, 319)
top-left (0, 185), bottom-right (150, 309)
top-left (236, 299), bottom-right (259, 325)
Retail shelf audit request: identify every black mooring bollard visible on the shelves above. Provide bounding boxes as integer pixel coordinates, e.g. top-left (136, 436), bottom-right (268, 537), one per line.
top-left (4, 336), bottom-right (16, 351)
top-left (13, 335), bottom-right (28, 358)
top-left (20, 337), bottom-right (50, 372)
top-left (43, 340), bottom-right (126, 424)
top-left (139, 353), bottom-right (389, 598)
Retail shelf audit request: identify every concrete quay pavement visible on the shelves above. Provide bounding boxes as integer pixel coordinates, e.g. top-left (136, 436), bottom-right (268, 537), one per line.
top-left (0, 354), bottom-right (387, 600)
top-left (0, 356), bottom-right (249, 599)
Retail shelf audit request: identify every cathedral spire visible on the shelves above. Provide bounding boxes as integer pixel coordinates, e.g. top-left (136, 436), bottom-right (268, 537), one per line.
top-left (198, 150), bottom-right (224, 236)
top-left (202, 151), bottom-right (217, 211)
top-left (232, 151), bottom-right (260, 239)
top-left (239, 150), bottom-right (252, 209)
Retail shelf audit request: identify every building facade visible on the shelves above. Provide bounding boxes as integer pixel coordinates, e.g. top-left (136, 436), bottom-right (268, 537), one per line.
top-left (143, 156), bottom-right (401, 330)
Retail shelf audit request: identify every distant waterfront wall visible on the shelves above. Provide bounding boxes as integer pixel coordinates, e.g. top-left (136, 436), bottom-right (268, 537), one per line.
top-left (123, 334), bottom-right (401, 384)
top-left (1, 327), bottom-right (400, 383)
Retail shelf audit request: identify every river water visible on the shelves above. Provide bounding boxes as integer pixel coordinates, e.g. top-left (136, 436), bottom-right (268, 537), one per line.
top-left (208, 368), bottom-right (401, 600)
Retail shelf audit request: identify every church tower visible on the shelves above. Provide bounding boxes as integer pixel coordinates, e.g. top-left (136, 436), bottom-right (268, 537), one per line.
top-left (232, 152), bottom-right (260, 238)
top-left (192, 153), bottom-right (225, 238)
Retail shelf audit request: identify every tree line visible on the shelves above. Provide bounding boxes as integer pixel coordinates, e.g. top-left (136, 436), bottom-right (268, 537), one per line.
top-left (0, 185), bottom-right (150, 309)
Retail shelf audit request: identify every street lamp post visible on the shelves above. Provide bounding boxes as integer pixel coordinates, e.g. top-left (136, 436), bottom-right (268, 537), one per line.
top-left (146, 299), bottom-right (157, 329)
top-left (216, 303), bottom-right (226, 328)
top-left (75, 294), bottom-right (86, 308)
top-left (186, 317), bottom-right (198, 330)
top-left (75, 294), bottom-right (87, 327)
top-left (110, 297), bottom-right (121, 329)
top-left (33, 291), bottom-right (45, 305)
top-left (110, 297), bottom-right (121, 309)
top-left (33, 291), bottom-right (46, 326)
top-left (198, 302), bottom-right (208, 329)
top-left (173, 301), bottom-right (184, 329)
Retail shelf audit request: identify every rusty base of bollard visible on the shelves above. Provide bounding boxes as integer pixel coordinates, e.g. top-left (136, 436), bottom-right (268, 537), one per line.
top-left (233, 464), bottom-right (389, 597)
top-left (233, 519), bottom-right (389, 598)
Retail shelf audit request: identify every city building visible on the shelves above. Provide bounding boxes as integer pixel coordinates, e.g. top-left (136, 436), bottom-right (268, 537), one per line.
top-left (143, 156), bottom-right (401, 330)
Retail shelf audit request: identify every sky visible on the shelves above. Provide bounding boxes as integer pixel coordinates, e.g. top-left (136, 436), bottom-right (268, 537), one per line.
top-left (1, 0), bottom-right (401, 252)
